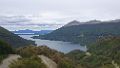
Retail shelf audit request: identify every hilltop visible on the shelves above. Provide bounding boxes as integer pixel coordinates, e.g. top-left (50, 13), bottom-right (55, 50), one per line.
top-left (33, 19), bottom-right (120, 46)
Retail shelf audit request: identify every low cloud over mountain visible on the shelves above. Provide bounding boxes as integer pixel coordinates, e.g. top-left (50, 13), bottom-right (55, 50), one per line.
top-left (0, 15), bottom-right (63, 30)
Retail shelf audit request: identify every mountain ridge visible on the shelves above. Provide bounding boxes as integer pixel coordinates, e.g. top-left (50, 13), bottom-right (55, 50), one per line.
top-left (64, 19), bottom-right (120, 27)
top-left (63, 20), bottom-right (81, 27)
top-left (32, 19), bottom-right (120, 46)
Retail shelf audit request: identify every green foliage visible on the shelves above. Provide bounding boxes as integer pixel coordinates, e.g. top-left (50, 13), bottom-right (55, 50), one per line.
top-left (88, 36), bottom-right (120, 64)
top-left (0, 40), bottom-right (14, 63)
top-left (58, 59), bottom-right (75, 68)
top-left (80, 55), bottom-right (113, 68)
top-left (0, 26), bottom-right (36, 48)
top-left (9, 56), bottom-right (47, 68)
top-left (67, 36), bottom-right (120, 68)
top-left (0, 55), bottom-right (7, 64)
top-left (0, 40), bottom-right (13, 55)
top-left (17, 46), bottom-right (65, 63)
top-left (33, 21), bottom-right (120, 46)
top-left (17, 46), bottom-right (75, 68)
top-left (16, 46), bottom-right (37, 58)
top-left (36, 46), bottom-right (66, 63)
top-left (67, 50), bottom-right (86, 61)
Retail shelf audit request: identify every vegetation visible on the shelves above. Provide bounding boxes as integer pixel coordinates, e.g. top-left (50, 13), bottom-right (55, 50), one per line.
top-left (16, 46), bottom-right (64, 59)
top-left (0, 55), bottom-right (7, 64)
top-left (9, 46), bottom-right (49, 68)
top-left (0, 40), bottom-right (14, 63)
top-left (16, 46), bottom-right (75, 68)
top-left (58, 59), bottom-right (75, 68)
top-left (33, 20), bottom-right (120, 46)
top-left (9, 56), bottom-right (47, 68)
top-left (1, 24), bottom-right (120, 68)
top-left (16, 46), bottom-right (38, 58)
top-left (88, 36), bottom-right (120, 66)
top-left (32, 20), bottom-right (120, 67)
top-left (0, 26), bottom-right (36, 48)
top-left (0, 26), bottom-right (36, 64)
top-left (1, 35), bottom-right (120, 68)
top-left (1, 36), bottom-right (120, 68)
top-left (66, 36), bottom-right (120, 68)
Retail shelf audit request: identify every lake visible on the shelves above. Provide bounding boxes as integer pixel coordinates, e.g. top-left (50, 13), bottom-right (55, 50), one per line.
top-left (19, 35), bottom-right (87, 53)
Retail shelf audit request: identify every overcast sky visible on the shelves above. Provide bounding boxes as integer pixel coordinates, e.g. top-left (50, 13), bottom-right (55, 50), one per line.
top-left (0, 0), bottom-right (120, 30)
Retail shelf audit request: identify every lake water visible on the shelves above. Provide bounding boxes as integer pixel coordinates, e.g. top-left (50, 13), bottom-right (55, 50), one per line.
top-left (19, 35), bottom-right (87, 53)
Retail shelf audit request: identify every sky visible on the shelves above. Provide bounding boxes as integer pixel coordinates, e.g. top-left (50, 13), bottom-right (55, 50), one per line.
top-left (0, 0), bottom-right (120, 30)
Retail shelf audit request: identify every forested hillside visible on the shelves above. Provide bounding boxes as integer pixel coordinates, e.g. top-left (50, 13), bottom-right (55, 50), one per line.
top-left (1, 36), bottom-right (120, 68)
top-left (0, 26), bottom-right (36, 48)
top-left (33, 20), bottom-right (120, 46)
top-left (67, 36), bottom-right (120, 68)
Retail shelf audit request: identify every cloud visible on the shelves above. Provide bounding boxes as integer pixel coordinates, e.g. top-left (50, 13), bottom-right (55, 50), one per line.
top-left (2, 24), bottom-right (62, 31)
top-left (0, 12), bottom-right (73, 25)
top-left (0, 15), bottom-right (63, 30)
top-left (0, 0), bottom-right (120, 21)
top-left (0, 0), bottom-right (120, 30)
top-left (0, 16), bottom-right (31, 25)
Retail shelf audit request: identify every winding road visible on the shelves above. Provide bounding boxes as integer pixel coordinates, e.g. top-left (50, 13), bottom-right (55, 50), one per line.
top-left (0, 54), bottom-right (20, 68)
top-left (0, 55), bottom-right (57, 68)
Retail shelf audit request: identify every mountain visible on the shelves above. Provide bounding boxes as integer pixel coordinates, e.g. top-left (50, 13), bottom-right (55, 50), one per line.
top-left (85, 20), bottom-right (101, 24)
top-left (12, 29), bottom-right (53, 35)
top-left (63, 20), bottom-right (101, 27)
top-left (63, 20), bottom-right (81, 27)
top-left (0, 26), bottom-right (36, 48)
top-left (32, 19), bottom-right (120, 46)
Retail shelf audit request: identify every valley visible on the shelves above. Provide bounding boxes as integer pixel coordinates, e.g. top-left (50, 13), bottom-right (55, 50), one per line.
top-left (0, 0), bottom-right (120, 67)
top-left (33, 20), bottom-right (120, 46)
top-left (0, 19), bottom-right (120, 68)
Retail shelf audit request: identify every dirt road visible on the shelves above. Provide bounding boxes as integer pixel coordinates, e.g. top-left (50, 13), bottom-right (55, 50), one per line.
top-left (0, 55), bottom-right (57, 68)
top-left (0, 55), bottom-right (20, 68)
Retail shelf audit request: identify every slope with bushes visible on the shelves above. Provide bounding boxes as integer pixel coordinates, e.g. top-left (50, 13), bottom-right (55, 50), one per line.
top-left (0, 26), bottom-right (36, 48)
top-left (16, 46), bottom-right (75, 68)
top-left (0, 40), bottom-right (13, 64)
top-left (66, 36), bottom-right (120, 68)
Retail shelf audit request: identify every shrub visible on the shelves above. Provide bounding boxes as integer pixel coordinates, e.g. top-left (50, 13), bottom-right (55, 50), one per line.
top-left (0, 40), bottom-right (13, 55)
top-left (9, 56), bottom-right (47, 68)
top-left (58, 59), bottom-right (75, 68)
top-left (16, 46), bottom-right (37, 58)
top-left (0, 40), bottom-right (14, 63)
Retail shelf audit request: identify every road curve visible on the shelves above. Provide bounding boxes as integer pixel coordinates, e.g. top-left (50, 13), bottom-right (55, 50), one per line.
top-left (39, 55), bottom-right (57, 68)
top-left (0, 55), bottom-right (57, 68)
top-left (0, 54), bottom-right (20, 68)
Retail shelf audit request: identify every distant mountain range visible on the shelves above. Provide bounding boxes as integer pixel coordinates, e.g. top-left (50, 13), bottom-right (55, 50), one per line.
top-left (32, 19), bottom-right (120, 46)
top-left (11, 29), bottom-right (53, 35)
top-left (0, 26), bottom-right (36, 48)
